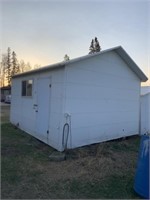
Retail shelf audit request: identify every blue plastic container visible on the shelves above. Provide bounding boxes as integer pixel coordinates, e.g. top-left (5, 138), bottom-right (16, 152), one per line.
top-left (134, 135), bottom-right (149, 199)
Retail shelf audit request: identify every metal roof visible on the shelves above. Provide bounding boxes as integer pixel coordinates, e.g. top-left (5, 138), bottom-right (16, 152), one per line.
top-left (13, 46), bottom-right (148, 82)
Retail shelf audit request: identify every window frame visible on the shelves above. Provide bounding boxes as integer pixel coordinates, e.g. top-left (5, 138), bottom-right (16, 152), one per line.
top-left (21, 79), bottom-right (33, 97)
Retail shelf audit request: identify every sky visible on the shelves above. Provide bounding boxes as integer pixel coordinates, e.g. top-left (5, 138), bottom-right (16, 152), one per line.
top-left (1, 0), bottom-right (150, 85)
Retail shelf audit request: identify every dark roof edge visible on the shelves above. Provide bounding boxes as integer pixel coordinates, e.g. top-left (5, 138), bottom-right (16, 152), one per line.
top-left (0, 86), bottom-right (11, 90)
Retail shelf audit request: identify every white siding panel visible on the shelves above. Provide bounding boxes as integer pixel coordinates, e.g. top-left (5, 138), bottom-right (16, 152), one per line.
top-left (10, 68), bottom-right (65, 151)
top-left (70, 112), bottom-right (139, 130)
top-left (10, 78), bottom-right (22, 124)
top-left (66, 67), bottom-right (139, 90)
top-left (51, 83), bottom-right (64, 99)
top-left (50, 98), bottom-right (63, 114)
top-left (70, 121), bottom-right (138, 149)
top-left (21, 98), bottom-right (36, 133)
top-left (66, 99), bottom-right (138, 114)
top-left (65, 51), bottom-right (140, 149)
top-left (141, 93), bottom-right (150, 134)
top-left (75, 51), bottom-right (140, 81)
top-left (66, 85), bottom-right (139, 101)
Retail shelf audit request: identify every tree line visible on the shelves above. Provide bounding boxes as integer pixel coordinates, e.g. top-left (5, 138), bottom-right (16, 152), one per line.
top-left (1, 38), bottom-right (101, 87)
top-left (0, 47), bottom-right (41, 87)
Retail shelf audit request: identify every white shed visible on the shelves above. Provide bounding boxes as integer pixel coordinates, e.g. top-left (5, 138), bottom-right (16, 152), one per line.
top-left (141, 86), bottom-right (150, 95)
top-left (140, 90), bottom-right (150, 135)
top-left (10, 46), bottom-right (148, 151)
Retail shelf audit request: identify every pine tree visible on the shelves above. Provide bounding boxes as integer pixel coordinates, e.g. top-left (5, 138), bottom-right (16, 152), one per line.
top-left (94, 37), bottom-right (101, 52)
top-left (89, 37), bottom-right (101, 54)
top-left (89, 39), bottom-right (95, 54)
top-left (64, 54), bottom-right (70, 61)
top-left (0, 54), bottom-right (7, 87)
top-left (6, 47), bottom-right (12, 86)
top-left (11, 51), bottom-right (20, 76)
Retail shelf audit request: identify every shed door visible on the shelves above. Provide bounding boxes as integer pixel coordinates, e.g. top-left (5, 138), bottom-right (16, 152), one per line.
top-left (36, 77), bottom-right (51, 143)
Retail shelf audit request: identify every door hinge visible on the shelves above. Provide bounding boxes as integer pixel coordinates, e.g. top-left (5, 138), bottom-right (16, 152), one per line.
top-left (49, 84), bottom-right (51, 88)
top-left (47, 130), bottom-right (49, 134)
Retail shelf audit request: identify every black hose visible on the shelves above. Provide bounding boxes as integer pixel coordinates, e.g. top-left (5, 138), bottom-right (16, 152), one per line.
top-left (62, 123), bottom-right (69, 150)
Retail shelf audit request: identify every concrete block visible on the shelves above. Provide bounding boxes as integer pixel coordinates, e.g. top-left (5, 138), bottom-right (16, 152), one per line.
top-left (49, 151), bottom-right (66, 161)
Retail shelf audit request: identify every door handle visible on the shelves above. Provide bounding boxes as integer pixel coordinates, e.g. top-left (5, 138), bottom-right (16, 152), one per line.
top-left (33, 104), bottom-right (38, 112)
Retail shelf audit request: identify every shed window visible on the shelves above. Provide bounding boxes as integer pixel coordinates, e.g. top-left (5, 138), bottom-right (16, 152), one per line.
top-left (22, 80), bottom-right (33, 96)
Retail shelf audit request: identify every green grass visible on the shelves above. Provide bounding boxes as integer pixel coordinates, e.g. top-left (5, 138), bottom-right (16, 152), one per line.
top-left (64, 175), bottom-right (136, 199)
top-left (1, 105), bottom-right (10, 124)
top-left (1, 123), bottom-right (141, 199)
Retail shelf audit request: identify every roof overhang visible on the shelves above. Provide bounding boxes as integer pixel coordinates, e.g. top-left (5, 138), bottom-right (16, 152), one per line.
top-left (64, 46), bottom-right (148, 82)
top-left (114, 46), bottom-right (148, 82)
top-left (0, 86), bottom-right (11, 90)
top-left (13, 46), bottom-right (148, 82)
top-left (13, 63), bottom-right (65, 78)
